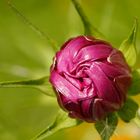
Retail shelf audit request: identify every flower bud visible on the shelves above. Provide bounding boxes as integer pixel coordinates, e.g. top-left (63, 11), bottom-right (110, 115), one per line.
top-left (50, 36), bottom-right (132, 122)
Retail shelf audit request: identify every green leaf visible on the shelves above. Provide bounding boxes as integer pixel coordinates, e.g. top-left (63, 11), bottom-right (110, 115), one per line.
top-left (95, 113), bottom-right (118, 140)
top-left (119, 19), bottom-right (138, 67)
top-left (128, 69), bottom-right (140, 96)
top-left (0, 76), bottom-right (55, 97)
top-left (32, 110), bottom-right (82, 140)
top-left (118, 98), bottom-right (139, 122)
top-left (71, 0), bottom-right (104, 38)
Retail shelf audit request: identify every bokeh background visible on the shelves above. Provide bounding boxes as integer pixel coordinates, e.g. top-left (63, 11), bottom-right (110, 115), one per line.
top-left (0, 0), bottom-right (140, 140)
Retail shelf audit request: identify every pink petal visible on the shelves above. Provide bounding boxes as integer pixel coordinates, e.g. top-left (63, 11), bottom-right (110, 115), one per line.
top-left (96, 62), bottom-right (128, 79)
top-left (107, 49), bottom-right (131, 72)
top-left (50, 70), bottom-right (86, 102)
top-left (73, 44), bottom-right (112, 63)
top-left (93, 98), bottom-right (120, 120)
top-left (86, 63), bottom-right (120, 103)
top-left (56, 36), bottom-right (94, 73)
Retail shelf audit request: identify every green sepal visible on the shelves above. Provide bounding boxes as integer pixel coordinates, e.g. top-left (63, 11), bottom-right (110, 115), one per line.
top-left (95, 113), bottom-right (118, 140)
top-left (0, 76), bottom-right (55, 97)
top-left (128, 69), bottom-right (140, 96)
top-left (32, 110), bottom-right (82, 140)
top-left (118, 98), bottom-right (139, 122)
top-left (119, 19), bottom-right (138, 67)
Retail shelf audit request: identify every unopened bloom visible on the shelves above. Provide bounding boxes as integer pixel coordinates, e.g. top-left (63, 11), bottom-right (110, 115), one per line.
top-left (50, 36), bottom-right (132, 122)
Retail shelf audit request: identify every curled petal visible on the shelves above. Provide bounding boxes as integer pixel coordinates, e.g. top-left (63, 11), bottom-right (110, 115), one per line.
top-left (86, 63), bottom-right (121, 104)
top-left (96, 62), bottom-right (129, 79)
top-left (50, 70), bottom-right (86, 102)
top-left (80, 98), bottom-right (93, 122)
top-left (93, 98), bottom-right (119, 120)
top-left (115, 75), bottom-right (132, 96)
top-left (56, 36), bottom-right (94, 73)
top-left (108, 49), bottom-right (131, 71)
top-left (73, 44), bottom-right (112, 63)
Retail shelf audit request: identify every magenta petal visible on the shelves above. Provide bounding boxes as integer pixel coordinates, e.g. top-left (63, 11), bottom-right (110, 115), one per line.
top-left (86, 63), bottom-right (120, 103)
top-left (55, 50), bottom-right (72, 73)
top-left (56, 36), bottom-right (94, 73)
top-left (63, 72), bottom-right (82, 90)
top-left (96, 62), bottom-right (127, 79)
top-left (50, 70), bottom-right (86, 102)
top-left (65, 36), bottom-right (94, 53)
top-left (108, 49), bottom-right (131, 71)
top-left (69, 111), bottom-right (85, 121)
top-left (73, 44), bottom-right (112, 63)
top-left (93, 98), bottom-right (120, 120)
top-left (80, 98), bottom-right (93, 121)
top-left (115, 75), bottom-right (132, 95)
top-left (92, 99), bottom-right (105, 120)
top-left (64, 101), bottom-right (81, 114)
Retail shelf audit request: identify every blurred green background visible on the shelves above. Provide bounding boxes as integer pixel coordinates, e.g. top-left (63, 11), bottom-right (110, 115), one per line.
top-left (0, 0), bottom-right (140, 140)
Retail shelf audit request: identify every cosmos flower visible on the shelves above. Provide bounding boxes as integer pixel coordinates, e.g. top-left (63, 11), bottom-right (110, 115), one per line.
top-left (50, 36), bottom-right (132, 122)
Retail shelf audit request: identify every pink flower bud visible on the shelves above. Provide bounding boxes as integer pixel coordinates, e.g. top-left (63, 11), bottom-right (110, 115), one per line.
top-left (50, 36), bottom-right (132, 122)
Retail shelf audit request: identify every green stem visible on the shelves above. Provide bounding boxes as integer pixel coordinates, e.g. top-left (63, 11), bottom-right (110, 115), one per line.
top-left (71, 0), bottom-right (104, 38)
top-left (0, 76), bottom-right (55, 97)
top-left (0, 76), bottom-right (46, 88)
top-left (8, 0), bottom-right (58, 51)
